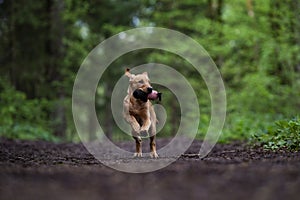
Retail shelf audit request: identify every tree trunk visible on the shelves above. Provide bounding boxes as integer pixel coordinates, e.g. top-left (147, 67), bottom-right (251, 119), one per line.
top-left (104, 83), bottom-right (113, 140)
top-left (207, 0), bottom-right (224, 68)
top-left (9, 0), bottom-right (17, 88)
top-left (246, 0), bottom-right (254, 17)
top-left (48, 0), bottom-right (66, 138)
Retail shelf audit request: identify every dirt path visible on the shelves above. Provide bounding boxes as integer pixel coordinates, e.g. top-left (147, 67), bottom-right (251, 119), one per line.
top-left (0, 138), bottom-right (300, 200)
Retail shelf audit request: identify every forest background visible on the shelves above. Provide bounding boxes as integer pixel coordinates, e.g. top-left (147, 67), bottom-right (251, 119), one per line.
top-left (0, 0), bottom-right (299, 146)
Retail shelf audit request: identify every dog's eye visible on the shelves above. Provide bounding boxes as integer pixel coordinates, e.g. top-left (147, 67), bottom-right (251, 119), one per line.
top-left (138, 80), bottom-right (144, 84)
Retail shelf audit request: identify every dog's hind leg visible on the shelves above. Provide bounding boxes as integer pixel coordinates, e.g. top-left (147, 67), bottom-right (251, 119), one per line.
top-left (149, 124), bottom-right (158, 158)
top-left (149, 136), bottom-right (158, 158)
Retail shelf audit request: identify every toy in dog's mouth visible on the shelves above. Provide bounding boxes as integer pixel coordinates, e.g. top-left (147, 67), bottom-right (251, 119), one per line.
top-left (133, 89), bottom-right (162, 102)
top-left (147, 90), bottom-right (162, 101)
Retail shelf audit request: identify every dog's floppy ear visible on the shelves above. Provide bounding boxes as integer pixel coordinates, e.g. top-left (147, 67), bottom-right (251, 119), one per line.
top-left (125, 68), bottom-right (135, 79)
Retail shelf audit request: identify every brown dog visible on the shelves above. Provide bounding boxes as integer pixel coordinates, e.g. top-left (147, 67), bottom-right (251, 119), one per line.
top-left (123, 68), bottom-right (158, 158)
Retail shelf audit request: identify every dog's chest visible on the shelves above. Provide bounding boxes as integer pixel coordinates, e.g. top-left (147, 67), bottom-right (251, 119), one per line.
top-left (129, 102), bottom-right (147, 115)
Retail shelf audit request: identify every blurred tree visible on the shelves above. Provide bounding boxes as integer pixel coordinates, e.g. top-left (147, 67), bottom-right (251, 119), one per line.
top-left (0, 0), bottom-right (66, 137)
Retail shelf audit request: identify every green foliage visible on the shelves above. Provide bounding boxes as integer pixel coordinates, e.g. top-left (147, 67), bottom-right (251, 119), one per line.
top-left (220, 114), bottom-right (272, 143)
top-left (252, 117), bottom-right (300, 151)
top-left (0, 79), bottom-right (58, 142)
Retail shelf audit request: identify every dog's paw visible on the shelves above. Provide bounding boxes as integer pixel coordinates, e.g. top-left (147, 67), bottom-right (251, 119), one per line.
top-left (150, 151), bottom-right (159, 158)
top-left (133, 152), bottom-right (143, 158)
top-left (140, 130), bottom-right (148, 137)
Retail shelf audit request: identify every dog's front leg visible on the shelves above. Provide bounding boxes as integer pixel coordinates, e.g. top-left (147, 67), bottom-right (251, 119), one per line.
top-left (126, 116), bottom-right (143, 157)
top-left (128, 116), bottom-right (143, 157)
top-left (127, 115), bottom-right (141, 133)
top-left (123, 104), bottom-right (140, 133)
top-left (140, 112), bottom-right (151, 137)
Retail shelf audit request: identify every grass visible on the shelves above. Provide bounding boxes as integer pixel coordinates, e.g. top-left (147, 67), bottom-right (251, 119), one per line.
top-left (252, 116), bottom-right (300, 151)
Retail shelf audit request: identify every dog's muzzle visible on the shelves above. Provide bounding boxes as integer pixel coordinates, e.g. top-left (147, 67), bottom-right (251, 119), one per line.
top-left (133, 88), bottom-right (162, 102)
top-left (133, 88), bottom-right (150, 102)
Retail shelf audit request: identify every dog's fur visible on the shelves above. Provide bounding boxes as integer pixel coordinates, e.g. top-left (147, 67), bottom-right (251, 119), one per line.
top-left (123, 68), bottom-right (158, 158)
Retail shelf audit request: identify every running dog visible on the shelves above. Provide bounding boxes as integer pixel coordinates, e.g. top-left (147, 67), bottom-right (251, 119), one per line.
top-left (123, 68), bottom-right (159, 158)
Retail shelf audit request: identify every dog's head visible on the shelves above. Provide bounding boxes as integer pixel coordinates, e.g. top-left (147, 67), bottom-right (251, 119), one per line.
top-left (125, 68), bottom-right (153, 102)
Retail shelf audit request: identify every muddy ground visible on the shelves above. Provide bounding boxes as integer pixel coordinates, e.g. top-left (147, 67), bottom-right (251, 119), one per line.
top-left (0, 138), bottom-right (300, 200)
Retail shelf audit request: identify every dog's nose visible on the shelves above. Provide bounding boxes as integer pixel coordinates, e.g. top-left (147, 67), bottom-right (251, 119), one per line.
top-left (147, 87), bottom-right (153, 93)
